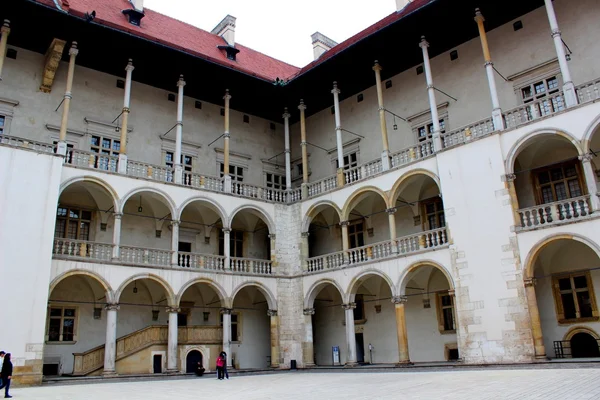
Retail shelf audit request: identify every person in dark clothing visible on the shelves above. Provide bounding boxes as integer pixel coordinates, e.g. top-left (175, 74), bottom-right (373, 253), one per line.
top-left (216, 353), bottom-right (225, 380)
top-left (0, 353), bottom-right (13, 398)
top-left (221, 351), bottom-right (229, 379)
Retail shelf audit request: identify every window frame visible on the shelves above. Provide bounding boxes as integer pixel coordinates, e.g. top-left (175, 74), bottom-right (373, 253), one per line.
top-left (220, 163), bottom-right (245, 182)
top-left (265, 172), bottom-right (287, 190)
top-left (414, 118), bottom-right (447, 143)
top-left (533, 160), bottom-right (585, 205)
top-left (552, 271), bottom-right (599, 324)
top-left (421, 197), bottom-right (445, 231)
top-left (348, 219), bottom-right (365, 249)
top-left (46, 305), bottom-right (79, 343)
top-left (220, 312), bottom-right (242, 343)
top-left (219, 229), bottom-right (244, 258)
top-left (0, 115), bottom-right (5, 135)
top-left (436, 292), bottom-right (456, 334)
top-left (55, 206), bottom-right (93, 241)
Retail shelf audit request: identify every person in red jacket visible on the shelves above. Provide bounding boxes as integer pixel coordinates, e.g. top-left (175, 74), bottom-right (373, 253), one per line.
top-left (216, 354), bottom-right (225, 380)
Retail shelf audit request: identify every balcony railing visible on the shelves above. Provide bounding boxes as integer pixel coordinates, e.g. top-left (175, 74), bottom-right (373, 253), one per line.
top-left (53, 238), bottom-right (114, 261)
top-left (177, 251), bottom-right (226, 271)
top-left (442, 117), bottom-right (495, 149)
top-left (390, 139), bottom-right (434, 168)
top-left (553, 339), bottom-right (600, 359)
top-left (120, 245), bottom-right (173, 267)
top-left (0, 134), bottom-right (56, 153)
top-left (66, 149), bottom-right (118, 173)
top-left (517, 195), bottom-right (592, 230)
top-left (126, 160), bottom-right (174, 182)
top-left (306, 175), bottom-right (338, 198)
top-left (229, 257), bottom-right (272, 275)
top-left (576, 78), bottom-right (600, 104)
top-left (504, 92), bottom-right (566, 129)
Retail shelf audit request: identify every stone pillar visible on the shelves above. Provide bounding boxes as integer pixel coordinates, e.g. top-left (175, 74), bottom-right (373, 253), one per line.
top-left (524, 279), bottom-right (546, 359)
top-left (269, 234), bottom-right (277, 266)
top-left (171, 220), bottom-right (180, 267)
top-left (343, 303), bottom-right (357, 366)
top-left (0, 20), bottom-right (11, 81)
top-left (111, 213), bottom-right (122, 259)
top-left (103, 303), bottom-right (119, 375)
top-left (474, 9), bottom-right (505, 130)
top-left (118, 59), bottom-right (135, 173)
top-left (56, 42), bottom-right (79, 156)
top-left (282, 108), bottom-right (292, 191)
top-left (221, 308), bottom-right (232, 367)
top-left (223, 228), bottom-right (231, 269)
top-left (392, 296), bottom-right (410, 364)
top-left (543, 0), bottom-right (577, 107)
top-left (174, 75), bottom-right (186, 184)
top-left (223, 89), bottom-right (233, 193)
top-left (299, 100), bottom-right (309, 197)
top-left (167, 306), bottom-right (180, 372)
top-left (268, 309), bottom-right (280, 368)
top-left (504, 174), bottom-right (522, 227)
top-left (302, 308), bottom-right (315, 367)
top-left (300, 232), bottom-right (310, 271)
top-left (387, 208), bottom-right (398, 253)
top-left (579, 154), bottom-right (600, 211)
top-left (340, 221), bottom-right (350, 263)
top-left (332, 82), bottom-right (345, 187)
top-left (373, 61), bottom-right (391, 170)
top-left (419, 37), bottom-right (443, 152)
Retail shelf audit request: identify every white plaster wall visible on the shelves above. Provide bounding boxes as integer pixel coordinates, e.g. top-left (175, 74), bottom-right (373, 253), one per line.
top-left (231, 288), bottom-right (271, 369)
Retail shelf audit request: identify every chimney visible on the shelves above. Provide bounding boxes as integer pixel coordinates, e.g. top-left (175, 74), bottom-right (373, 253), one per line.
top-left (122, 0), bottom-right (145, 26)
top-left (130, 0), bottom-right (144, 12)
top-left (212, 15), bottom-right (236, 47)
top-left (396, 0), bottom-right (412, 11)
top-left (311, 32), bottom-right (338, 61)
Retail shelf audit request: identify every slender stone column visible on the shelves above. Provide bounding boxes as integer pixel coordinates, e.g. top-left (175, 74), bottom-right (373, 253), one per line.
top-left (419, 37), bottom-right (443, 152)
top-left (56, 42), bottom-right (79, 156)
top-left (283, 108), bottom-right (292, 190)
top-left (343, 303), bottom-right (357, 366)
top-left (387, 208), bottom-right (398, 253)
top-left (302, 308), bottom-right (315, 367)
top-left (373, 61), bottom-right (391, 170)
top-left (268, 309), bottom-right (280, 368)
top-left (221, 308), bottom-right (232, 367)
top-left (299, 100), bottom-right (309, 193)
top-left (118, 59), bottom-right (135, 173)
top-left (524, 279), bottom-right (546, 359)
top-left (111, 213), bottom-right (122, 259)
top-left (392, 296), bottom-right (410, 364)
top-left (300, 232), bottom-right (310, 271)
top-left (166, 306), bottom-right (180, 372)
top-left (332, 82), bottom-right (345, 187)
top-left (223, 228), bottom-right (231, 270)
top-left (170, 220), bottom-right (180, 267)
top-left (103, 303), bottom-right (119, 375)
top-left (543, 0), bottom-right (577, 107)
top-left (0, 20), bottom-right (11, 81)
top-left (579, 154), bottom-right (600, 211)
top-left (474, 9), bottom-right (504, 131)
top-left (223, 89), bottom-right (233, 193)
top-left (174, 75), bottom-right (186, 184)
top-left (340, 221), bottom-right (350, 264)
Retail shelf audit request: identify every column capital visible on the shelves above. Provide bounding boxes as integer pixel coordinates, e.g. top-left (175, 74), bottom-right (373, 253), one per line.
top-left (392, 295), bottom-right (408, 304)
top-left (419, 36), bottom-right (430, 49)
top-left (224, 132), bottom-right (231, 138)
top-left (342, 302), bottom-right (356, 310)
top-left (113, 212), bottom-right (123, 219)
top-left (170, 220), bottom-right (180, 227)
top-left (298, 99), bottom-right (307, 111)
top-left (268, 234), bottom-right (276, 240)
top-left (177, 74), bottom-right (186, 87)
top-left (339, 220), bottom-right (350, 227)
top-left (372, 60), bottom-right (382, 72)
top-left (474, 8), bottom-right (485, 23)
top-left (503, 173), bottom-right (517, 182)
top-left (222, 227), bottom-right (231, 234)
top-left (551, 29), bottom-right (562, 38)
top-left (166, 306), bottom-right (181, 313)
top-left (125, 58), bottom-right (135, 72)
top-left (301, 231), bottom-right (310, 238)
top-left (331, 81), bottom-right (341, 95)
top-left (579, 154), bottom-right (594, 162)
top-left (1, 19), bottom-right (10, 35)
top-left (267, 309), bottom-right (278, 317)
top-left (386, 207), bottom-right (397, 215)
top-left (282, 107), bottom-right (291, 119)
top-left (447, 289), bottom-right (456, 297)
top-left (224, 89), bottom-right (232, 101)
top-left (105, 303), bottom-right (120, 311)
top-left (220, 308), bottom-right (233, 315)
top-left (69, 42), bottom-right (79, 57)
top-left (303, 308), bottom-right (315, 315)
top-left (524, 278), bottom-right (537, 288)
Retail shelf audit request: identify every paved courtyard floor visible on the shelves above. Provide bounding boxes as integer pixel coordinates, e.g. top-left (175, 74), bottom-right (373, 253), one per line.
top-left (12, 368), bottom-right (600, 399)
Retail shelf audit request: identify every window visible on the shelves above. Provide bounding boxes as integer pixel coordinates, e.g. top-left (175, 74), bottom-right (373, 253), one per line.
top-left (336, 152), bottom-right (358, 171)
top-left (55, 207), bottom-right (92, 240)
top-left (0, 115), bottom-right (4, 134)
top-left (436, 292), bottom-right (456, 333)
top-left (534, 161), bottom-right (583, 204)
top-left (116, 79), bottom-right (125, 89)
top-left (168, 93), bottom-right (176, 102)
top-left (165, 152), bottom-right (193, 183)
top-left (357, 94), bottom-right (364, 103)
top-left (416, 119), bottom-right (446, 142)
top-left (47, 307), bottom-right (77, 342)
top-left (422, 197), bottom-right (445, 230)
top-left (385, 80), bottom-right (392, 89)
top-left (220, 163), bottom-right (244, 182)
top-left (243, 115), bottom-right (250, 123)
top-left (520, 76), bottom-right (564, 118)
top-left (266, 173), bottom-right (286, 190)
top-left (219, 230), bottom-right (244, 257)
top-left (353, 294), bottom-right (365, 322)
top-left (348, 220), bottom-right (365, 249)
top-left (195, 101), bottom-right (202, 109)
top-left (450, 50), bottom-right (458, 61)
top-left (90, 135), bottom-right (119, 171)
top-left (553, 272), bottom-right (599, 323)
top-left (220, 313), bottom-right (240, 341)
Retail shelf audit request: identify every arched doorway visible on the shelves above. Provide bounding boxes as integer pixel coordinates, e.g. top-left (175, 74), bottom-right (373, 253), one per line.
top-left (571, 332), bottom-right (600, 358)
top-left (186, 350), bottom-right (203, 373)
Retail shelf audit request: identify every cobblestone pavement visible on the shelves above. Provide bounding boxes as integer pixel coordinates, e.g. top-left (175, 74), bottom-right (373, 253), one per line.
top-left (12, 368), bottom-right (600, 399)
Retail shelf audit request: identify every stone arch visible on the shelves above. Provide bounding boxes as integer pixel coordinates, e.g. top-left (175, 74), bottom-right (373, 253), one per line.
top-left (505, 128), bottom-right (584, 174)
top-left (229, 204), bottom-right (275, 233)
top-left (563, 326), bottom-right (600, 341)
top-left (115, 273), bottom-right (176, 306)
top-left (49, 269), bottom-right (114, 303)
top-left (120, 186), bottom-right (177, 218)
top-left (523, 233), bottom-right (600, 279)
top-left (231, 281), bottom-right (277, 310)
top-left (346, 269), bottom-right (396, 300)
top-left (388, 169), bottom-right (442, 208)
top-left (304, 278), bottom-right (346, 308)
top-left (178, 196), bottom-right (229, 228)
top-left (184, 347), bottom-right (208, 370)
top-left (59, 175), bottom-right (120, 211)
top-left (176, 278), bottom-right (229, 308)
top-left (397, 260), bottom-right (455, 296)
top-left (582, 112), bottom-right (600, 153)
top-left (341, 186), bottom-right (389, 221)
top-left (302, 201), bottom-right (342, 232)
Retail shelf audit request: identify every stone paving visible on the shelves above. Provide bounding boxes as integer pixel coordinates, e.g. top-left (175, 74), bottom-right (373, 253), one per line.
top-left (11, 368), bottom-right (600, 399)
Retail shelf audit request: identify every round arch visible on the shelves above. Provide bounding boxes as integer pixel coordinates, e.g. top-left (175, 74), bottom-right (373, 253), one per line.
top-left (231, 281), bottom-right (277, 310)
top-left (523, 233), bottom-right (600, 279)
top-left (49, 269), bottom-right (115, 303)
top-left (183, 347), bottom-right (207, 370)
top-left (120, 186), bottom-right (177, 218)
top-left (341, 186), bottom-right (389, 221)
top-left (176, 278), bottom-right (229, 308)
top-left (397, 260), bottom-right (455, 296)
top-left (302, 201), bottom-right (342, 232)
top-left (346, 269), bottom-right (396, 300)
top-left (505, 128), bottom-right (584, 174)
top-left (59, 176), bottom-right (120, 212)
top-left (304, 278), bottom-right (346, 309)
top-left (178, 196), bottom-right (229, 228)
top-left (563, 326), bottom-right (600, 341)
top-left (229, 205), bottom-right (275, 233)
top-left (114, 273), bottom-right (176, 306)
top-left (388, 169), bottom-right (442, 209)
top-left (582, 112), bottom-right (600, 153)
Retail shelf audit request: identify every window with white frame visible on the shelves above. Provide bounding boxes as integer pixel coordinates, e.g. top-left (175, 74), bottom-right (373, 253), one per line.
top-left (336, 151), bottom-right (358, 170)
top-left (266, 173), bottom-right (286, 190)
top-left (220, 163), bottom-right (244, 182)
top-left (415, 119), bottom-right (446, 142)
top-left (47, 306), bottom-right (77, 342)
top-left (519, 75), bottom-right (565, 118)
top-left (436, 292), bottom-right (456, 333)
top-left (55, 207), bottom-right (92, 240)
top-left (90, 135), bottom-right (120, 170)
top-left (165, 152), bottom-right (193, 183)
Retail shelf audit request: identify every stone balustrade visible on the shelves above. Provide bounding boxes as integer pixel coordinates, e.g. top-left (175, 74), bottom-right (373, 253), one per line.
top-left (120, 245), bottom-right (173, 267)
top-left (518, 195), bottom-right (592, 230)
top-left (390, 139), bottom-right (435, 168)
top-left (441, 117), bottom-right (495, 149)
top-left (576, 78), bottom-right (600, 103)
top-left (126, 160), bottom-right (174, 182)
top-left (229, 256), bottom-right (272, 275)
top-left (53, 238), bottom-right (113, 261)
top-left (0, 134), bottom-right (56, 153)
top-left (66, 149), bottom-right (118, 172)
top-left (177, 251), bottom-right (226, 271)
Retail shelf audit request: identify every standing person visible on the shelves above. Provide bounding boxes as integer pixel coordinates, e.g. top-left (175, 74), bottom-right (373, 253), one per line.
top-left (215, 353), bottom-right (225, 380)
top-left (222, 352), bottom-right (229, 380)
top-left (0, 353), bottom-right (13, 398)
top-left (0, 352), bottom-right (5, 388)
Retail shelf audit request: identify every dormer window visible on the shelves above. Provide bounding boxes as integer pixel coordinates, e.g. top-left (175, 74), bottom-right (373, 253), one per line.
top-left (122, 8), bottom-right (145, 26)
top-left (217, 45), bottom-right (240, 61)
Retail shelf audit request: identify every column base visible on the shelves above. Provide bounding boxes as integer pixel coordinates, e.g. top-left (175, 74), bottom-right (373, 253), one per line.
top-left (165, 369), bottom-right (179, 375)
top-left (381, 151), bottom-right (391, 171)
top-left (563, 81), bottom-right (578, 108)
top-left (223, 175), bottom-right (232, 193)
top-left (303, 363), bottom-right (316, 368)
top-left (117, 153), bottom-right (128, 174)
top-left (344, 362), bottom-right (358, 368)
top-left (336, 168), bottom-right (345, 188)
top-left (56, 141), bottom-right (68, 156)
top-left (395, 360), bottom-right (413, 367)
top-left (102, 370), bottom-right (118, 376)
top-left (301, 183), bottom-right (308, 199)
top-left (174, 164), bottom-right (183, 184)
top-left (492, 108), bottom-right (505, 131)
top-left (432, 132), bottom-right (443, 152)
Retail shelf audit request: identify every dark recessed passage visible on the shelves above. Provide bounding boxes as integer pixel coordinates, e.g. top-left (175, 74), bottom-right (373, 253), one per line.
top-left (385, 80), bottom-right (392, 89)
top-left (116, 79), bottom-right (125, 89)
top-left (195, 100), bottom-right (202, 109)
top-left (168, 93), bottom-right (175, 102)
top-left (416, 65), bottom-right (424, 75)
top-left (6, 48), bottom-right (17, 59)
top-left (513, 20), bottom-right (523, 31)
top-left (357, 94), bottom-right (364, 102)
top-left (450, 50), bottom-right (459, 61)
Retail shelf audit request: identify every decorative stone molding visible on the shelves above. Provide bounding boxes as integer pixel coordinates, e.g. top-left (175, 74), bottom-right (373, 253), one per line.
top-left (40, 38), bottom-right (67, 93)
top-left (524, 278), bottom-right (537, 287)
top-left (448, 289), bottom-right (456, 297)
top-left (301, 232), bottom-right (310, 238)
top-left (220, 308), bottom-right (232, 315)
top-left (579, 154), bottom-right (594, 162)
top-left (268, 234), bottom-right (276, 240)
top-left (342, 303), bottom-right (356, 310)
top-left (166, 307), bottom-right (181, 313)
top-left (303, 308), bottom-right (315, 315)
top-left (222, 228), bottom-right (231, 234)
top-left (339, 221), bottom-right (350, 227)
top-left (267, 309), bottom-right (278, 317)
top-left (503, 173), bottom-right (517, 182)
top-left (105, 303), bottom-right (120, 311)
top-left (386, 207), bottom-right (398, 214)
top-left (391, 296), bottom-right (408, 304)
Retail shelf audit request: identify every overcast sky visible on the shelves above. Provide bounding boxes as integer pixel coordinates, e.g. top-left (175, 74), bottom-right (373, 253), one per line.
top-left (143, 0), bottom-right (396, 67)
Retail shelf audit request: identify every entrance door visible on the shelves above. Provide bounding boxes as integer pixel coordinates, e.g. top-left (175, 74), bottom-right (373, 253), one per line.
top-left (355, 333), bottom-right (365, 363)
top-left (153, 354), bottom-right (162, 373)
top-left (571, 333), bottom-right (600, 358)
top-left (186, 350), bottom-right (203, 373)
